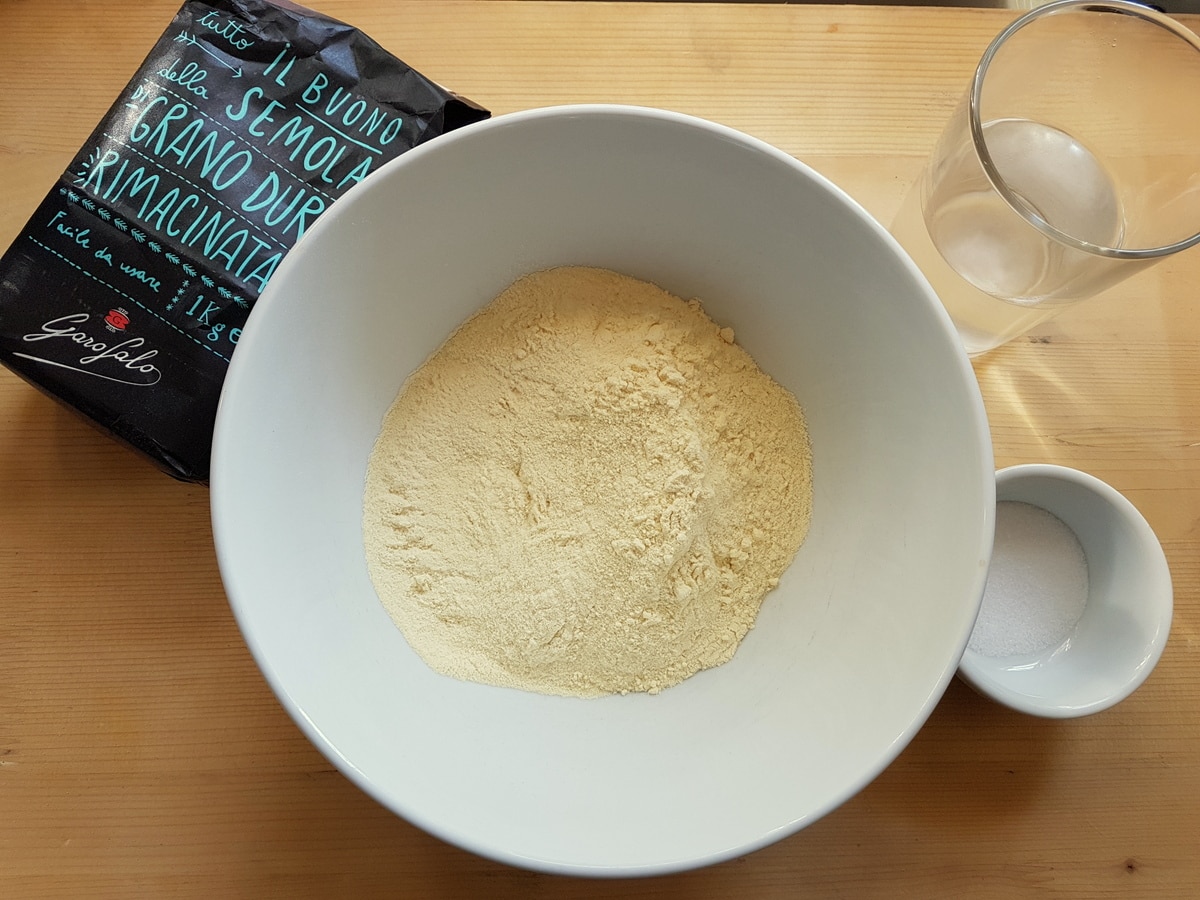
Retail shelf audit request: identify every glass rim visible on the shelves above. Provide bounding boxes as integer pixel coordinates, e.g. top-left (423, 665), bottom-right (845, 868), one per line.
top-left (970, 0), bottom-right (1200, 261)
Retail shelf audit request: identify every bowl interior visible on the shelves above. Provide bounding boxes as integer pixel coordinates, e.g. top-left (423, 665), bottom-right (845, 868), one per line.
top-left (211, 106), bottom-right (994, 875)
top-left (958, 465), bottom-right (1172, 718)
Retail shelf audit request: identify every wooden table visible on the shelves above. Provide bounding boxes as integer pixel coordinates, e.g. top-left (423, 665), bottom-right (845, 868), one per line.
top-left (3, 1), bottom-right (1198, 896)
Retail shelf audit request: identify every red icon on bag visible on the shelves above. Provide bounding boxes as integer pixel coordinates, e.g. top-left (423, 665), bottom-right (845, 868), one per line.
top-left (104, 308), bottom-right (130, 332)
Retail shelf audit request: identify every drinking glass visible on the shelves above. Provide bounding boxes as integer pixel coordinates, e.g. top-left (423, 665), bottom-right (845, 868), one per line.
top-left (890, 0), bottom-right (1200, 357)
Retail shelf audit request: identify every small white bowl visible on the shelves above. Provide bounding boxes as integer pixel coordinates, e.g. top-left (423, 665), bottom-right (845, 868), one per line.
top-left (958, 464), bottom-right (1172, 718)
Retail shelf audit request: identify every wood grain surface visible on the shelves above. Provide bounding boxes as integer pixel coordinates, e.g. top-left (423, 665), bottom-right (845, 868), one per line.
top-left (2, 2), bottom-right (1198, 897)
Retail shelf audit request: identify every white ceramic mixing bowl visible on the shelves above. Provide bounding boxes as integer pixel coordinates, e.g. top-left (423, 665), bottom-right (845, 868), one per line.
top-left (210, 105), bottom-right (994, 876)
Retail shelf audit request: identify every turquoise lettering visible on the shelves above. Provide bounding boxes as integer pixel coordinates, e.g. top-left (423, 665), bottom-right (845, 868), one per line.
top-left (248, 99), bottom-right (286, 138)
top-left (78, 149), bottom-right (122, 193)
top-left (338, 157), bottom-right (372, 190)
top-left (301, 73), bottom-right (328, 105)
top-left (243, 252), bottom-right (282, 292)
top-left (225, 85), bottom-right (263, 122)
top-left (142, 187), bottom-right (181, 233)
top-left (129, 96), bottom-right (169, 143)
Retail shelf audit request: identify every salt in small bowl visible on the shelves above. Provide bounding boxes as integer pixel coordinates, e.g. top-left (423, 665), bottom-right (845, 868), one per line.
top-left (958, 464), bottom-right (1173, 718)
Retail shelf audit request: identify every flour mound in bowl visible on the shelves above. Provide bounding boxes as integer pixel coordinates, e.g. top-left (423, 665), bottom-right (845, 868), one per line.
top-left (362, 266), bottom-right (813, 697)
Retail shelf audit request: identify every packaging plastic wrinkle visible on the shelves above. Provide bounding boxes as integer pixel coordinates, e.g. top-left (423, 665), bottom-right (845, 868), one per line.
top-left (0, 0), bottom-right (488, 481)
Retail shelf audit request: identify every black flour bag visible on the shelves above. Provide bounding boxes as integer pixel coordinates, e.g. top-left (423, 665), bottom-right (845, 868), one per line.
top-left (0, 0), bottom-right (488, 481)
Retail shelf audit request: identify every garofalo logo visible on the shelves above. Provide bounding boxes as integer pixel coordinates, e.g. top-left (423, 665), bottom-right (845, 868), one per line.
top-left (16, 312), bottom-right (163, 386)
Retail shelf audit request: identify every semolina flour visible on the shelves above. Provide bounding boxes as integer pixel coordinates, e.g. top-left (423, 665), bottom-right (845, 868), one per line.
top-left (362, 266), bottom-right (812, 697)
